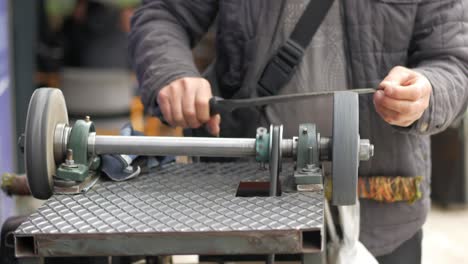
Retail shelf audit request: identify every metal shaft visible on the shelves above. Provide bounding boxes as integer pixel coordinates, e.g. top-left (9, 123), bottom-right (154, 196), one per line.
top-left (94, 136), bottom-right (295, 157)
top-left (94, 135), bottom-right (291, 158)
top-left (267, 254), bottom-right (275, 264)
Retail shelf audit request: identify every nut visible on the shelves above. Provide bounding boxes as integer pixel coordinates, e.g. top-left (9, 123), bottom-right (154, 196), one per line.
top-left (359, 139), bottom-right (374, 161)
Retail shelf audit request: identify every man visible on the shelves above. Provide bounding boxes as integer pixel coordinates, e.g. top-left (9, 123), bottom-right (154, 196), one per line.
top-left (129, 0), bottom-right (468, 263)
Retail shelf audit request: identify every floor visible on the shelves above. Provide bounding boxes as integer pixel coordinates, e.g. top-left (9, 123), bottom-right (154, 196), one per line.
top-left (422, 205), bottom-right (468, 264)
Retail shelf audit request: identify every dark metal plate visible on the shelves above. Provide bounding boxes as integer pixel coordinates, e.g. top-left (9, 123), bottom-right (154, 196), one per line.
top-left (332, 92), bottom-right (359, 205)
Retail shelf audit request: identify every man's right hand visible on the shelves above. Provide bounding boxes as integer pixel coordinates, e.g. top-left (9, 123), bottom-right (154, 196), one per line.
top-left (157, 77), bottom-right (220, 136)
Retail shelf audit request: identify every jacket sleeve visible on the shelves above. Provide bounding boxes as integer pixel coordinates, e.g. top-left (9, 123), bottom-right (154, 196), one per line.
top-left (129, 0), bottom-right (218, 113)
top-left (406, 0), bottom-right (468, 135)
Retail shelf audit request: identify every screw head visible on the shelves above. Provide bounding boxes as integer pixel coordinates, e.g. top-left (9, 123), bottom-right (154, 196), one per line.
top-left (302, 127), bottom-right (308, 134)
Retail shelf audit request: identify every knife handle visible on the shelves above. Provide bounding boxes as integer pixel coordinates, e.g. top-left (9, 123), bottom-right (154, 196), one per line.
top-left (209, 96), bottom-right (225, 116)
top-left (155, 97), bottom-right (224, 125)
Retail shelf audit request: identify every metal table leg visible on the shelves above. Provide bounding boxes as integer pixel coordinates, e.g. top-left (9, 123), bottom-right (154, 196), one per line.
top-left (18, 257), bottom-right (43, 264)
top-left (302, 253), bottom-right (324, 264)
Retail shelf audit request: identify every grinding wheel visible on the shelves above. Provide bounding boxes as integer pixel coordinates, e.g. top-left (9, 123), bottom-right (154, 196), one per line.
top-left (331, 91), bottom-right (359, 205)
top-left (25, 88), bottom-right (68, 199)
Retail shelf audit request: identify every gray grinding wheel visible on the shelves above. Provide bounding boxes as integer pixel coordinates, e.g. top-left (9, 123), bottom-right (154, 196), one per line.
top-left (332, 91), bottom-right (359, 205)
top-left (25, 88), bottom-right (68, 199)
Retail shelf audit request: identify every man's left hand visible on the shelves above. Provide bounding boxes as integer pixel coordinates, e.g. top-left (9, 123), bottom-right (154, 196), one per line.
top-left (374, 66), bottom-right (432, 127)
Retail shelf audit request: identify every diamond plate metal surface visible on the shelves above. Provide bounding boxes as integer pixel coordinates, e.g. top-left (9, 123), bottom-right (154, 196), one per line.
top-left (15, 162), bottom-right (324, 256)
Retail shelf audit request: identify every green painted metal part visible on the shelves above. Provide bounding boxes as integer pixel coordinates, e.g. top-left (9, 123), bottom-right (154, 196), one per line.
top-left (56, 164), bottom-right (88, 181)
top-left (255, 129), bottom-right (270, 162)
top-left (296, 124), bottom-right (318, 169)
top-left (56, 120), bottom-right (95, 181)
top-left (68, 120), bottom-right (95, 165)
top-left (294, 124), bottom-right (322, 186)
top-left (295, 175), bottom-right (322, 185)
top-left (294, 165), bottom-right (322, 185)
top-left (89, 156), bottom-right (101, 171)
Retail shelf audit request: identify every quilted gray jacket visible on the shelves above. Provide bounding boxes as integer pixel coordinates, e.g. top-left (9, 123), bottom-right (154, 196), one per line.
top-left (129, 0), bottom-right (468, 256)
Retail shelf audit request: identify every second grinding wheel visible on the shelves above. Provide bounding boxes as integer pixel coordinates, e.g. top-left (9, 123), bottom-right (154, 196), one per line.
top-left (331, 91), bottom-right (360, 205)
top-left (24, 88), bottom-right (69, 199)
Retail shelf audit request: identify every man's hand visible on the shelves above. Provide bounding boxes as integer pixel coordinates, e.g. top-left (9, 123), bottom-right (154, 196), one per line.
top-left (374, 66), bottom-right (432, 127)
top-left (157, 77), bottom-right (220, 136)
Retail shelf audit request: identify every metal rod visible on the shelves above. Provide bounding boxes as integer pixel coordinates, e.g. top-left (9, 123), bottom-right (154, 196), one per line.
top-left (211, 88), bottom-right (376, 113)
top-left (267, 254), bottom-right (275, 264)
top-left (93, 136), bottom-right (295, 158)
top-left (94, 136), bottom-right (256, 157)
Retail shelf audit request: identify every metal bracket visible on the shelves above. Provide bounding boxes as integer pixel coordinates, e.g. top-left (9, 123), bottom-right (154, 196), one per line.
top-left (296, 123), bottom-right (319, 168)
top-left (56, 119), bottom-right (97, 182)
top-left (294, 124), bottom-right (321, 188)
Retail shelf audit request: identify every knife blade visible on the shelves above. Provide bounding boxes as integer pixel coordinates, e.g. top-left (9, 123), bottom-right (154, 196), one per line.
top-left (209, 88), bottom-right (377, 115)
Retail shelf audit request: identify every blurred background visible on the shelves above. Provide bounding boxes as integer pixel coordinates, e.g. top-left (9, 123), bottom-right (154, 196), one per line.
top-left (0, 0), bottom-right (466, 263)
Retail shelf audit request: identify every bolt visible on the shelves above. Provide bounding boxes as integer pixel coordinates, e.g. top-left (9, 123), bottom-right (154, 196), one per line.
top-left (62, 149), bottom-right (78, 168)
top-left (65, 149), bottom-right (75, 165)
top-left (85, 116), bottom-right (91, 122)
top-left (308, 146), bottom-right (315, 164)
top-left (302, 127), bottom-right (308, 134)
top-left (256, 127), bottom-right (267, 141)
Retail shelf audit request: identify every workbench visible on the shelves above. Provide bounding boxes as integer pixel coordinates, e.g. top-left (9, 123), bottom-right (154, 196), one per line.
top-left (14, 162), bottom-right (325, 263)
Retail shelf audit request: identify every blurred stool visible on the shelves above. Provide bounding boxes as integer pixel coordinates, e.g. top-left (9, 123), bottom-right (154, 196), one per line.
top-left (61, 67), bottom-right (134, 135)
top-left (1, 215), bottom-right (28, 264)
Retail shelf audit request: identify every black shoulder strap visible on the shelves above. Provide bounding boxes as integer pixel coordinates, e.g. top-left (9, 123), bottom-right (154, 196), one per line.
top-left (257, 0), bottom-right (336, 97)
